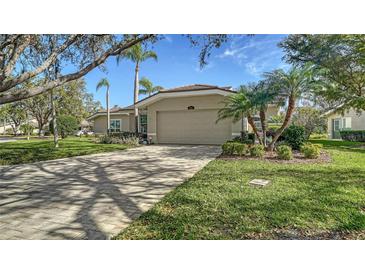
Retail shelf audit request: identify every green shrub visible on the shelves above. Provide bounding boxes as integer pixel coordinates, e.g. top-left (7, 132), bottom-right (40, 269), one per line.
top-left (309, 133), bottom-right (328, 140)
top-left (49, 115), bottom-right (79, 138)
top-left (20, 123), bottom-right (35, 136)
top-left (340, 130), bottom-right (365, 142)
top-left (5, 128), bottom-right (13, 135)
top-left (282, 125), bottom-right (306, 150)
top-left (233, 143), bottom-right (248, 156)
top-left (301, 143), bottom-right (322, 159)
top-left (232, 132), bottom-right (255, 144)
top-left (250, 144), bottom-right (265, 158)
top-left (276, 145), bottom-right (293, 160)
top-left (222, 142), bottom-right (248, 156)
top-left (222, 142), bottom-right (234, 155)
top-left (98, 135), bottom-right (139, 146)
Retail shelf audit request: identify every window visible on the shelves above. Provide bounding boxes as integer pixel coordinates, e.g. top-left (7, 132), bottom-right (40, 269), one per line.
top-left (139, 115), bottom-right (147, 134)
top-left (110, 119), bottom-right (121, 133)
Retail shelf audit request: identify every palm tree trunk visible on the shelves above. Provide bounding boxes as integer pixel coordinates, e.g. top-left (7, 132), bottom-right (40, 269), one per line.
top-left (267, 93), bottom-right (296, 152)
top-left (134, 62), bottom-right (139, 133)
top-left (106, 87), bottom-right (110, 135)
top-left (247, 114), bottom-right (262, 145)
top-left (259, 108), bottom-right (267, 147)
top-left (50, 90), bottom-right (59, 148)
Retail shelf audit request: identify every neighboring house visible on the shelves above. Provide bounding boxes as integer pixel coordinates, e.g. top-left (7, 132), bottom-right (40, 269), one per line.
top-left (87, 105), bottom-right (136, 134)
top-left (88, 84), bottom-right (280, 145)
top-left (0, 118), bottom-right (38, 135)
top-left (326, 108), bottom-right (365, 139)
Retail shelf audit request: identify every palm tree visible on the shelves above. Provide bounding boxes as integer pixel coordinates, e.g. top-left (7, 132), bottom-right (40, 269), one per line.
top-left (96, 78), bottom-right (110, 134)
top-left (117, 43), bottom-right (157, 132)
top-left (264, 66), bottom-right (313, 151)
top-left (139, 77), bottom-right (163, 97)
top-left (217, 85), bottom-right (263, 144)
top-left (250, 81), bottom-right (280, 146)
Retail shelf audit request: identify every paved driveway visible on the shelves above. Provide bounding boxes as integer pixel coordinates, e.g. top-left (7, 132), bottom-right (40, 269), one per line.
top-left (0, 145), bottom-right (220, 239)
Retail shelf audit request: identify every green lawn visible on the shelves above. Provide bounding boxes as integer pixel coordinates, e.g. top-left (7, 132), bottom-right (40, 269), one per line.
top-left (116, 140), bottom-right (365, 240)
top-left (0, 137), bottom-right (128, 165)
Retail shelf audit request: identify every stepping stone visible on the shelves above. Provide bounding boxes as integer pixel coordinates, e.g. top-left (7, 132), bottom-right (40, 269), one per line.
top-left (249, 179), bottom-right (271, 187)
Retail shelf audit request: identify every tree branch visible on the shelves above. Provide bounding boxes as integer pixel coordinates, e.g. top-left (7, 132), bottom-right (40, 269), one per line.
top-left (0, 34), bottom-right (81, 92)
top-left (0, 34), bottom-right (155, 104)
top-left (2, 35), bottom-right (31, 80)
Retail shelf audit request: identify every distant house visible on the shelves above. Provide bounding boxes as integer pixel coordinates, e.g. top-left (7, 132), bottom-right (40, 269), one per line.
top-left (87, 84), bottom-right (280, 145)
top-left (0, 118), bottom-right (38, 135)
top-left (326, 108), bottom-right (365, 139)
top-left (87, 105), bottom-right (136, 134)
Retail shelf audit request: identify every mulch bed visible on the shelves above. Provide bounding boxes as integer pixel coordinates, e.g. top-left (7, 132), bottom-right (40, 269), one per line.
top-left (218, 151), bottom-right (331, 164)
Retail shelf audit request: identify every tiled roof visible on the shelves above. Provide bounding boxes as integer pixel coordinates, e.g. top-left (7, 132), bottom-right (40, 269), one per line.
top-left (160, 84), bottom-right (232, 93)
top-left (97, 104), bottom-right (134, 113)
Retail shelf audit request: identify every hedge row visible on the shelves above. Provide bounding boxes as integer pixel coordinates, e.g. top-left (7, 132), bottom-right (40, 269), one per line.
top-left (340, 130), bottom-right (365, 142)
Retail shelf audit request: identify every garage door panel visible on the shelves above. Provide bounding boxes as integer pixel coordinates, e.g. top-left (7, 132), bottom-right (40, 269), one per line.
top-left (157, 109), bottom-right (231, 144)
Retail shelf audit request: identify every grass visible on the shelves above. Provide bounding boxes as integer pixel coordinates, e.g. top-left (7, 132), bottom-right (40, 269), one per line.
top-left (0, 136), bottom-right (128, 165)
top-left (115, 139), bottom-right (365, 239)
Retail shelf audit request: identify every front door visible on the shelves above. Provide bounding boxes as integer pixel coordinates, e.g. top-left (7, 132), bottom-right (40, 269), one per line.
top-left (332, 118), bottom-right (341, 139)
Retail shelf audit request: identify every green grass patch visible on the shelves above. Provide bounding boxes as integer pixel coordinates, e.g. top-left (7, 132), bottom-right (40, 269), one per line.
top-left (0, 137), bottom-right (128, 165)
top-left (115, 139), bottom-right (365, 239)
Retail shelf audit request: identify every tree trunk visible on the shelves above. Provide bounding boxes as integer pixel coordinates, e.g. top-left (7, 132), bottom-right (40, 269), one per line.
top-left (106, 87), bottom-right (110, 135)
top-left (37, 120), bottom-right (44, 137)
top-left (134, 62), bottom-right (139, 134)
top-left (50, 90), bottom-right (59, 148)
top-left (259, 108), bottom-right (267, 147)
top-left (10, 123), bottom-right (17, 136)
top-left (267, 93), bottom-right (296, 152)
top-left (247, 114), bottom-right (262, 145)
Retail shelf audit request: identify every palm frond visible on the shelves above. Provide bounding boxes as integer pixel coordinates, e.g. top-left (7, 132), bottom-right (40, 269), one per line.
top-left (96, 78), bottom-right (110, 92)
top-left (141, 51), bottom-right (158, 62)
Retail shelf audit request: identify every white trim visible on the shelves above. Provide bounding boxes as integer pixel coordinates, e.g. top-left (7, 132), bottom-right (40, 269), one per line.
top-left (135, 89), bottom-right (234, 108)
top-left (148, 133), bottom-right (156, 136)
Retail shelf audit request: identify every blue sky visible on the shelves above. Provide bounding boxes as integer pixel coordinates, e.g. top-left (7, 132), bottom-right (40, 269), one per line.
top-left (84, 34), bottom-right (289, 108)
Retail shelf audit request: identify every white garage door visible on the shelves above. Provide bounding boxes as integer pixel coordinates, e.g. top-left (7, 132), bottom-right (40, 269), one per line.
top-left (157, 109), bottom-right (231, 144)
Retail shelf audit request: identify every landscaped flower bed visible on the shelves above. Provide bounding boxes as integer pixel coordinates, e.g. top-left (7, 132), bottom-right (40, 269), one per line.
top-left (219, 141), bottom-right (331, 164)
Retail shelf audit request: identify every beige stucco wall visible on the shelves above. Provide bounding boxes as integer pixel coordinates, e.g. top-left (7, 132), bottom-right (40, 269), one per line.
top-left (146, 94), bottom-right (240, 143)
top-left (92, 113), bottom-right (133, 134)
top-left (327, 109), bottom-right (365, 139)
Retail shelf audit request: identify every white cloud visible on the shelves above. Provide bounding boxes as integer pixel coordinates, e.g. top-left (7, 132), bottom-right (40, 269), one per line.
top-left (216, 35), bottom-right (288, 77)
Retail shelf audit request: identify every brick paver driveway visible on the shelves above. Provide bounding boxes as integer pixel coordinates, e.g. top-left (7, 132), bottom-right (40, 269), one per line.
top-left (0, 145), bottom-right (220, 239)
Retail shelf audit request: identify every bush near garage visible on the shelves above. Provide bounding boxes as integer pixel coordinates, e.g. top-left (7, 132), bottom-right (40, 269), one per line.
top-left (222, 141), bottom-right (248, 156)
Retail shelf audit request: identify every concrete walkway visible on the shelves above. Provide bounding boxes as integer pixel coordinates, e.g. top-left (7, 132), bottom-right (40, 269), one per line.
top-left (0, 145), bottom-right (220, 239)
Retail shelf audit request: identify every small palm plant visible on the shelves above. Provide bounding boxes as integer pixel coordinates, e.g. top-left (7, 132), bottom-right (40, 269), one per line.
top-left (139, 77), bottom-right (163, 97)
top-left (96, 78), bottom-right (110, 134)
top-left (217, 85), bottom-right (263, 144)
top-left (264, 66), bottom-right (313, 150)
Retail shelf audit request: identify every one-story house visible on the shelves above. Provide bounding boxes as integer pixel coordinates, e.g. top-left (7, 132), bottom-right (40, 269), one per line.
top-left (88, 84), bottom-right (280, 145)
top-left (326, 108), bottom-right (365, 139)
top-left (87, 105), bottom-right (136, 134)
